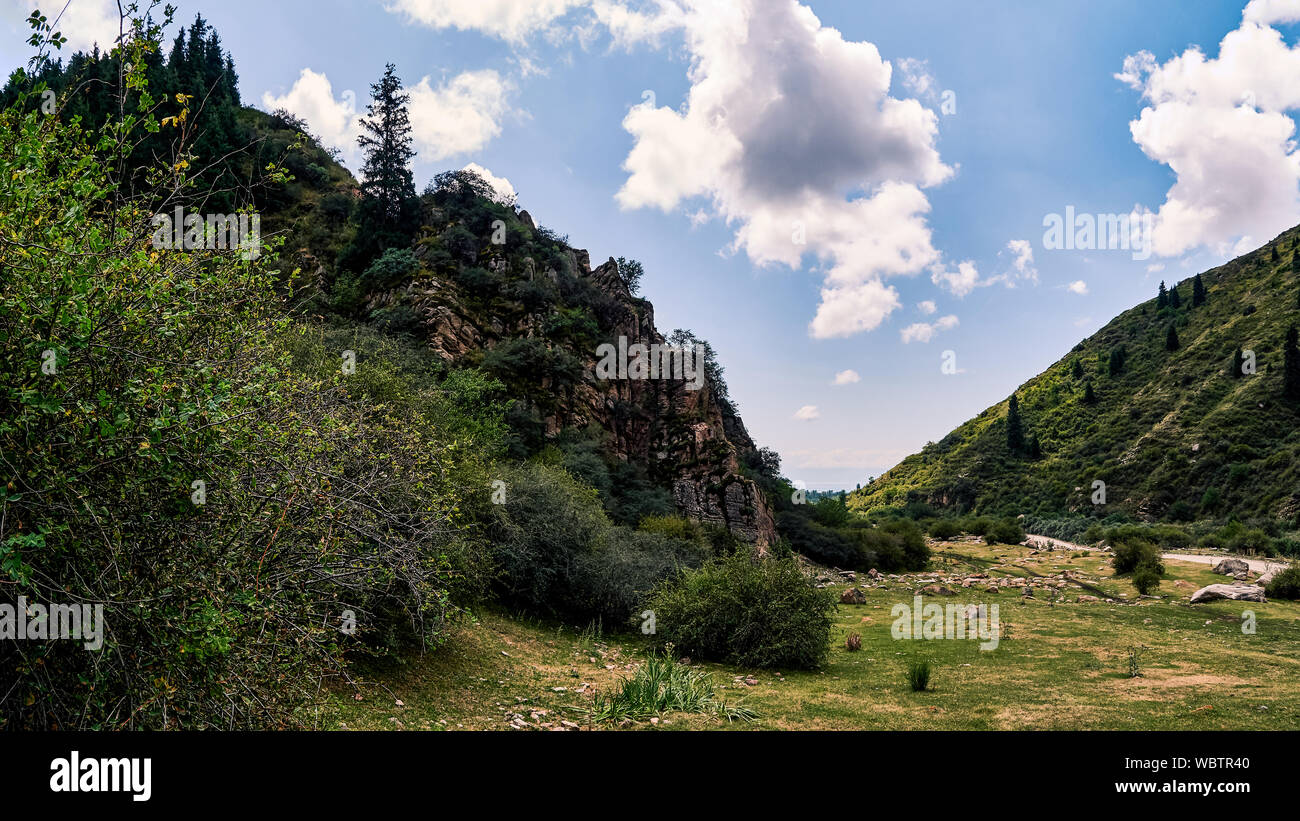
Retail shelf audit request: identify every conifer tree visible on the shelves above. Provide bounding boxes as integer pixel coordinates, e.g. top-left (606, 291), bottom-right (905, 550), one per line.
top-left (1192, 273), bottom-right (1206, 307)
top-left (358, 63), bottom-right (416, 225)
top-left (1232, 347), bottom-right (1244, 379)
top-left (1157, 281), bottom-right (1168, 308)
top-left (1083, 382), bottom-right (1097, 404)
top-left (1169, 285), bottom-right (1181, 308)
top-left (1006, 393), bottom-right (1025, 454)
top-left (1166, 324), bottom-right (1180, 352)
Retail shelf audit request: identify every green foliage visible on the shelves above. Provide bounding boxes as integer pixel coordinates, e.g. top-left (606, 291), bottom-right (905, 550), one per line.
top-left (588, 650), bottom-right (755, 723)
top-left (488, 463), bottom-right (707, 625)
top-left (928, 519), bottom-right (961, 539)
top-left (983, 518), bottom-right (1025, 545)
top-left (361, 247), bottom-right (419, 292)
top-left (647, 551), bottom-right (835, 669)
top-left (1132, 564), bottom-right (1161, 595)
top-left (1111, 536), bottom-right (1165, 576)
top-left (907, 658), bottom-right (932, 692)
top-left (1265, 567), bottom-right (1300, 600)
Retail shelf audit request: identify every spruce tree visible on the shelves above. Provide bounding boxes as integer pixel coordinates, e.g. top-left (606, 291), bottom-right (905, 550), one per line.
top-left (1006, 393), bottom-right (1025, 454)
top-left (1272, 245), bottom-right (1280, 264)
top-left (1083, 382), bottom-right (1097, 404)
top-left (1285, 326), bottom-right (1300, 400)
top-left (1192, 273), bottom-right (1206, 307)
top-left (1071, 359), bottom-right (1085, 380)
top-left (1157, 281), bottom-right (1168, 308)
top-left (1232, 347), bottom-right (1244, 379)
top-left (1169, 284), bottom-right (1181, 308)
top-left (1027, 432), bottom-right (1042, 459)
top-left (1166, 324), bottom-right (1180, 351)
top-left (357, 63), bottom-right (417, 231)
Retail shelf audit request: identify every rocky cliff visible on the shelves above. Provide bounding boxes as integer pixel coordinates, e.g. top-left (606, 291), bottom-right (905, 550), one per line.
top-left (363, 196), bottom-right (777, 547)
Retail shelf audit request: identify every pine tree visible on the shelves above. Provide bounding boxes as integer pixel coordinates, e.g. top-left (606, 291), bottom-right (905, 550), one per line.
top-left (1169, 285), bottom-right (1181, 308)
top-left (1272, 245), bottom-right (1280, 264)
top-left (1232, 347), bottom-right (1244, 379)
top-left (1027, 432), bottom-right (1042, 459)
top-left (1294, 248), bottom-right (1300, 274)
top-left (1108, 347), bottom-right (1126, 376)
top-left (1006, 393), bottom-right (1025, 453)
top-left (1285, 326), bottom-right (1300, 400)
top-left (357, 64), bottom-right (417, 227)
top-left (1071, 359), bottom-right (1084, 380)
top-left (1083, 382), bottom-right (1097, 404)
top-left (1166, 324), bottom-right (1180, 352)
top-left (1157, 281), bottom-right (1168, 308)
top-left (1192, 273), bottom-right (1206, 307)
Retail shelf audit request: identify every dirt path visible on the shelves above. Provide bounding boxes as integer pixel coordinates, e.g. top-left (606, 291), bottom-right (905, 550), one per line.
top-left (1024, 534), bottom-right (1288, 575)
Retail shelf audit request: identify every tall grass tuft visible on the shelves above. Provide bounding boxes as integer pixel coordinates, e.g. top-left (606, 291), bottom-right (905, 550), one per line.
top-left (588, 650), bottom-right (756, 723)
top-left (907, 658), bottom-right (932, 692)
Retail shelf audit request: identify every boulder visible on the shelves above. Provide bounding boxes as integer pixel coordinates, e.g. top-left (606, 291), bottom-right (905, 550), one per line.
top-left (840, 587), bottom-right (867, 605)
top-left (919, 584), bottom-right (956, 596)
top-left (1212, 558), bottom-right (1250, 576)
top-left (1189, 584), bottom-right (1266, 604)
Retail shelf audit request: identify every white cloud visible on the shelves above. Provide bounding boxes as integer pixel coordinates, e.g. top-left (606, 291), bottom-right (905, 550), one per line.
top-left (1006, 238), bottom-right (1037, 284)
top-left (832, 369), bottom-right (860, 385)
top-left (930, 260), bottom-right (980, 297)
top-left (793, 404), bottom-right (821, 421)
top-left (1118, 14), bottom-right (1300, 257)
top-left (385, 0), bottom-right (587, 42)
top-left (1146, 263), bottom-right (1165, 273)
top-left (900, 314), bottom-right (958, 344)
top-left (916, 300), bottom-right (936, 315)
top-left (1243, 0), bottom-right (1300, 25)
top-left (896, 57), bottom-right (938, 101)
top-left (612, 0), bottom-right (954, 340)
top-left (17, 0), bottom-right (120, 54)
top-left (462, 163), bottom-right (517, 204)
top-left (262, 69), bottom-right (363, 166)
top-left (1066, 280), bottom-right (1089, 295)
top-left (263, 68), bottom-right (513, 168)
top-left (408, 70), bottom-right (513, 161)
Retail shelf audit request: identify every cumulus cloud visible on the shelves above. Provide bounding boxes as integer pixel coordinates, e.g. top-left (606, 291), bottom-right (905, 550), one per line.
top-left (916, 300), bottom-right (936, 315)
top-left (408, 70), bottom-right (512, 161)
top-left (611, 0), bottom-right (953, 339)
top-left (1005, 239), bottom-right (1037, 284)
top-left (793, 404), bottom-right (821, 421)
top-left (385, 0), bottom-right (587, 42)
top-left (1067, 280), bottom-right (1089, 295)
top-left (462, 163), bottom-right (517, 204)
top-left (263, 69), bottom-right (363, 165)
top-left (1117, 10), bottom-right (1300, 257)
top-left (900, 314), bottom-right (958, 344)
top-left (15, 0), bottom-right (120, 54)
top-left (832, 369), bottom-right (860, 385)
top-left (930, 260), bottom-right (981, 297)
top-left (263, 68), bottom-right (512, 167)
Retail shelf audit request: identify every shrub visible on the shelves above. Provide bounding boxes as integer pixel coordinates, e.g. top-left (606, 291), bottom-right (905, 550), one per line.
top-left (984, 518), bottom-right (1025, 546)
top-left (1132, 564), bottom-right (1161, 595)
top-left (777, 511), bottom-right (868, 569)
top-left (359, 247), bottom-right (419, 292)
top-left (489, 463), bottom-right (705, 624)
top-left (1112, 537), bottom-right (1164, 575)
top-left (1265, 567), bottom-right (1300, 600)
top-left (928, 519), bottom-right (960, 540)
top-left (646, 551), bottom-right (835, 669)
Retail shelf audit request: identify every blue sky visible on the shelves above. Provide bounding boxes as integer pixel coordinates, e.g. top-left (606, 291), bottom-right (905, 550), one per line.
top-left (5, 0), bottom-right (1299, 489)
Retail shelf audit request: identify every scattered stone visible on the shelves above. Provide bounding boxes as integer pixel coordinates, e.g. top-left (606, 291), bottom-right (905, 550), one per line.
top-left (920, 584), bottom-right (956, 596)
top-left (1076, 595), bottom-right (1099, 603)
top-left (840, 587), bottom-right (868, 605)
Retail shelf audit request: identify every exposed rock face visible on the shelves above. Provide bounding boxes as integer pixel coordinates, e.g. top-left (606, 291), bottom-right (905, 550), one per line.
top-left (1189, 584), bottom-right (1266, 603)
top-left (839, 587), bottom-right (867, 605)
top-left (389, 249), bottom-right (778, 546)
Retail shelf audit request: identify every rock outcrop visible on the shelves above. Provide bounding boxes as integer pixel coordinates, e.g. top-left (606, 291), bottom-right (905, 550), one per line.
top-left (386, 246), bottom-right (778, 546)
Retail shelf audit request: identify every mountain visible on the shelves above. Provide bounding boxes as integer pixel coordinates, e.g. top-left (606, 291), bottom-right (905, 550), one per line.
top-left (850, 229), bottom-right (1300, 528)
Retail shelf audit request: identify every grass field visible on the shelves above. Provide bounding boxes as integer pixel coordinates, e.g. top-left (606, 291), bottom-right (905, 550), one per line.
top-left (319, 540), bottom-right (1300, 730)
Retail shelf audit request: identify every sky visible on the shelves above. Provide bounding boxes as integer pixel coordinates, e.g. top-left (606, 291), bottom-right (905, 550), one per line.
top-left (4, 0), bottom-right (1299, 490)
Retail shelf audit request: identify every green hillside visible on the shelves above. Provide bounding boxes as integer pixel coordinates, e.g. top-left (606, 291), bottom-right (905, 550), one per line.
top-left (851, 229), bottom-right (1300, 531)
